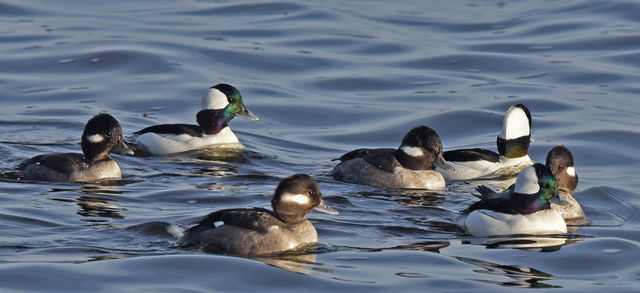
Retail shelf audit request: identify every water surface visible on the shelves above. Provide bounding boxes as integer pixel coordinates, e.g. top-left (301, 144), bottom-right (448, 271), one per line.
top-left (1, 0), bottom-right (640, 291)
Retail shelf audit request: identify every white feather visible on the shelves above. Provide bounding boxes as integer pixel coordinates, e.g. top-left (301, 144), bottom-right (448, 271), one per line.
top-left (400, 146), bottom-right (424, 157)
top-left (514, 165), bottom-right (540, 194)
top-left (281, 193), bottom-right (310, 205)
top-left (462, 209), bottom-right (567, 237)
top-left (86, 134), bottom-right (105, 143)
top-left (500, 105), bottom-right (530, 139)
top-left (438, 155), bottom-right (533, 181)
top-left (566, 166), bottom-right (576, 177)
top-left (202, 87), bottom-right (229, 110)
top-left (133, 127), bottom-right (241, 155)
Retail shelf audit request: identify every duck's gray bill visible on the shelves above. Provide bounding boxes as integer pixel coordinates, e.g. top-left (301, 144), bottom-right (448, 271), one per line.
top-left (314, 199), bottom-right (339, 215)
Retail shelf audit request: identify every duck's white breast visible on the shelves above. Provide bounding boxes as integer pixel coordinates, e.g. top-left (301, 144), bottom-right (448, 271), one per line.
top-left (134, 127), bottom-right (242, 155)
top-left (462, 209), bottom-right (567, 237)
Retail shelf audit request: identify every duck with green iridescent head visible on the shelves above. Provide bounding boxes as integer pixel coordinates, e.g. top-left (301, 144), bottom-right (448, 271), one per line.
top-left (456, 163), bottom-right (568, 237)
top-left (125, 84), bottom-right (259, 156)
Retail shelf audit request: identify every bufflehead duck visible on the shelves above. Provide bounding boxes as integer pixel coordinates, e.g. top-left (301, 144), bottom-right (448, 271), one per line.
top-left (178, 174), bottom-right (338, 256)
top-left (440, 104), bottom-right (534, 180)
top-left (330, 125), bottom-right (454, 189)
top-left (17, 113), bottom-right (133, 182)
top-left (475, 146), bottom-right (587, 225)
top-left (126, 84), bottom-right (259, 156)
top-left (457, 163), bottom-right (568, 237)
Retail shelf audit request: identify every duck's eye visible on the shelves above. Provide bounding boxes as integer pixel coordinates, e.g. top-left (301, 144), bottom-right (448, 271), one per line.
top-left (561, 164), bottom-right (565, 169)
top-left (308, 190), bottom-right (315, 196)
top-left (228, 97), bottom-right (235, 103)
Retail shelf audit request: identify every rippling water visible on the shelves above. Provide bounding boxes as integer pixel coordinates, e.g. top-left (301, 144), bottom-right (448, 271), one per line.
top-left (1, 0), bottom-right (640, 291)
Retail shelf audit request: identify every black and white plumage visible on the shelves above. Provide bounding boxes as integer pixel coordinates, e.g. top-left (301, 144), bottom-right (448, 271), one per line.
top-left (125, 84), bottom-right (259, 156)
top-left (457, 163), bottom-right (568, 237)
top-left (476, 145), bottom-right (587, 225)
top-left (330, 125), bottom-right (453, 189)
top-left (17, 113), bottom-right (132, 182)
top-left (178, 174), bottom-right (338, 256)
top-left (440, 104), bottom-right (534, 180)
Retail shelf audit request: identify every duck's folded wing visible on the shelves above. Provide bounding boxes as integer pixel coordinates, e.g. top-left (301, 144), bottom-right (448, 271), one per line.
top-left (134, 124), bottom-right (204, 137)
top-left (444, 148), bottom-right (499, 163)
top-left (463, 198), bottom-right (519, 215)
top-left (18, 153), bottom-right (86, 175)
top-left (193, 208), bottom-right (281, 233)
top-left (474, 184), bottom-right (515, 199)
top-left (333, 148), bottom-right (398, 173)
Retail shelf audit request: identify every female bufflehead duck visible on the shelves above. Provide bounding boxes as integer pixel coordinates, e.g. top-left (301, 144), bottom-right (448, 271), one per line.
top-left (457, 163), bottom-right (568, 237)
top-left (178, 174), bottom-right (338, 256)
top-left (440, 104), bottom-right (534, 180)
top-left (330, 125), bottom-right (454, 189)
top-left (17, 113), bottom-right (133, 182)
top-left (126, 84), bottom-right (259, 156)
top-left (475, 146), bottom-right (586, 225)
top-left (546, 146), bottom-right (586, 224)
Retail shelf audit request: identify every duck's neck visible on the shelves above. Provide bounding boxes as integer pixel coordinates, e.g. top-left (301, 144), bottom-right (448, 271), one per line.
top-left (197, 109), bottom-right (232, 135)
top-left (510, 193), bottom-right (549, 214)
top-left (497, 135), bottom-right (530, 158)
top-left (274, 211), bottom-right (308, 224)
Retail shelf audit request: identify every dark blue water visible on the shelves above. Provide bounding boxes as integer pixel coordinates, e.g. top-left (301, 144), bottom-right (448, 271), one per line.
top-left (1, 0), bottom-right (639, 291)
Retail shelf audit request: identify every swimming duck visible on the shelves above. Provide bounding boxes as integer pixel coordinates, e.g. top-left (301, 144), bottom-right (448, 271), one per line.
top-left (475, 146), bottom-right (587, 225)
top-left (126, 84), bottom-right (259, 156)
top-left (439, 104), bottom-right (534, 180)
top-left (17, 113), bottom-right (133, 182)
top-left (178, 174), bottom-right (338, 256)
top-left (330, 125), bottom-right (454, 189)
top-left (457, 163), bottom-right (568, 237)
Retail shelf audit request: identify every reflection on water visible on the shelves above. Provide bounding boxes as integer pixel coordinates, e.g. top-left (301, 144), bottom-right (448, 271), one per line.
top-left (255, 251), bottom-right (317, 274)
top-left (76, 196), bottom-right (123, 220)
top-left (477, 236), bottom-right (572, 251)
top-left (457, 256), bottom-right (560, 289)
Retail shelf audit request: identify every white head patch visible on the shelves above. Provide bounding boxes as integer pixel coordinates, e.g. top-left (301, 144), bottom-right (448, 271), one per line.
top-left (281, 192), bottom-right (310, 205)
top-left (500, 106), bottom-right (530, 139)
top-left (400, 146), bottom-right (424, 157)
top-left (86, 134), bottom-right (105, 143)
top-left (566, 166), bottom-right (576, 177)
top-left (202, 88), bottom-right (230, 110)
top-left (514, 166), bottom-right (540, 194)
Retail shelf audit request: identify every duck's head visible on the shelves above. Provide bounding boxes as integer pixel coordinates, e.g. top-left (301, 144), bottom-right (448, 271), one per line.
top-left (546, 145), bottom-right (578, 194)
top-left (81, 113), bottom-right (132, 163)
top-left (396, 125), bottom-right (454, 171)
top-left (271, 174), bottom-right (338, 224)
top-left (514, 163), bottom-right (563, 205)
top-left (197, 84), bottom-right (259, 134)
top-left (497, 104), bottom-right (532, 158)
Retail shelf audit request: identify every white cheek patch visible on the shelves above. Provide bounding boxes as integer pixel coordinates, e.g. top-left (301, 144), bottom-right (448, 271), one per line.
top-left (514, 166), bottom-right (540, 194)
top-left (500, 106), bottom-right (530, 139)
top-left (281, 193), bottom-right (310, 205)
top-left (202, 88), bottom-right (230, 110)
top-left (566, 166), bottom-right (576, 177)
top-left (86, 134), bottom-right (105, 143)
top-left (400, 146), bottom-right (424, 157)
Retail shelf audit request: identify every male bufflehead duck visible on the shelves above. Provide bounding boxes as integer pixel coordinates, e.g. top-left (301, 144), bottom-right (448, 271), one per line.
top-left (126, 84), bottom-right (259, 156)
top-left (330, 125), bottom-right (454, 189)
top-left (457, 163), bottom-right (568, 237)
top-left (440, 104), bottom-right (534, 180)
top-left (17, 113), bottom-right (133, 182)
top-left (178, 174), bottom-right (338, 256)
top-left (475, 146), bottom-right (587, 225)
